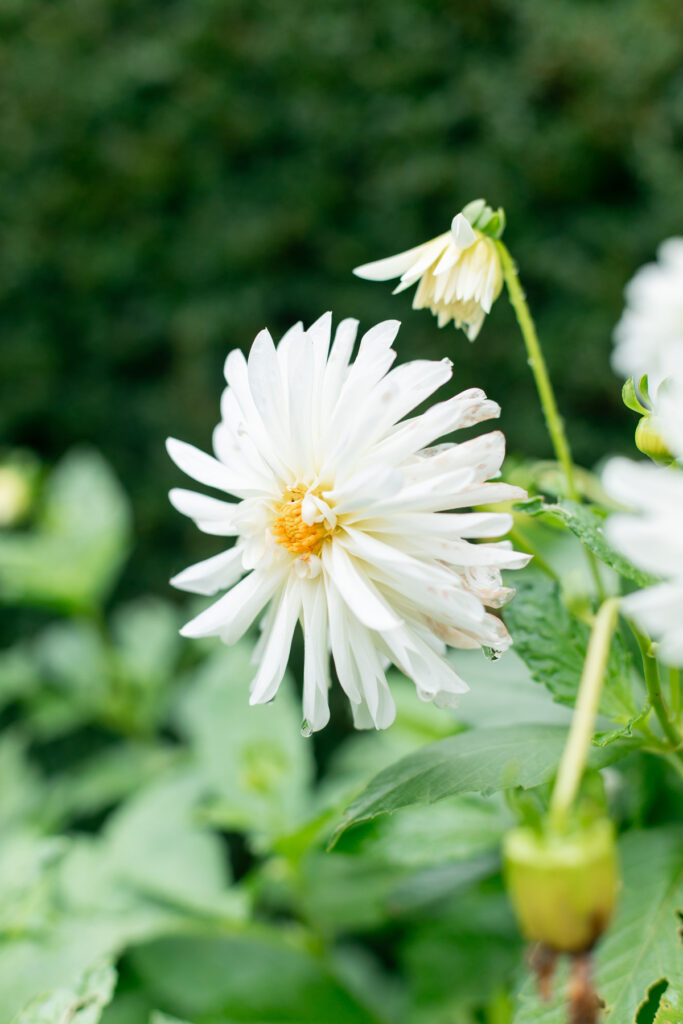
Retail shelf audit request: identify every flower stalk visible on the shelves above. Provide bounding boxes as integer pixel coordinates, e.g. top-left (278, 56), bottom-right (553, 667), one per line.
top-left (631, 625), bottom-right (683, 757)
top-left (549, 598), bottom-right (620, 831)
top-left (495, 240), bottom-right (578, 502)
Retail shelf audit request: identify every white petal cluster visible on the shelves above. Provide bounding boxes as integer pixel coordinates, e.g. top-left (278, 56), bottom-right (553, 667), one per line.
top-left (604, 380), bottom-right (683, 665)
top-left (167, 314), bottom-right (529, 732)
top-left (612, 238), bottom-right (683, 390)
top-left (354, 214), bottom-right (503, 340)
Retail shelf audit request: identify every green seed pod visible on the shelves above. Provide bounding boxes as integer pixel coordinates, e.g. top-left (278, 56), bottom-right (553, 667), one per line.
top-left (503, 818), bottom-right (619, 953)
top-left (635, 415), bottom-right (672, 461)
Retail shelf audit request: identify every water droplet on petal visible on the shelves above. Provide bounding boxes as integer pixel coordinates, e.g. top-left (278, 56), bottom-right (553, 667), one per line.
top-left (300, 719), bottom-right (312, 738)
top-left (482, 645), bottom-right (501, 662)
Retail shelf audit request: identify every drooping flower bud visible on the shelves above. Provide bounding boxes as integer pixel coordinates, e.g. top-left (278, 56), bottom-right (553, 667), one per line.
top-left (353, 199), bottom-right (505, 340)
top-left (503, 818), bottom-right (619, 954)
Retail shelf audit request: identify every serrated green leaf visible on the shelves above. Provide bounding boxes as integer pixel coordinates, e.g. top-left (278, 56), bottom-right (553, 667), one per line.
top-left (503, 578), bottom-right (640, 730)
top-left (12, 960), bottom-right (116, 1024)
top-left (333, 724), bottom-right (620, 841)
top-left (519, 499), bottom-right (657, 588)
top-left (513, 827), bottom-right (683, 1023)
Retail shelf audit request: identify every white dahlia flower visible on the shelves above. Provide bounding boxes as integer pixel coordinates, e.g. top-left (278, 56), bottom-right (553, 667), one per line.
top-left (612, 238), bottom-right (683, 389)
top-left (167, 314), bottom-right (529, 732)
top-left (354, 211), bottom-right (504, 340)
top-left (603, 378), bottom-right (683, 665)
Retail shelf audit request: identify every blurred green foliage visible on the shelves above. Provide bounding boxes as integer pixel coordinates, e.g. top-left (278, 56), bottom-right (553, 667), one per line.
top-left (1, 4), bottom-right (683, 1020)
top-left (0, 451), bottom-right (680, 1022)
top-left (1, 0), bottom-right (682, 591)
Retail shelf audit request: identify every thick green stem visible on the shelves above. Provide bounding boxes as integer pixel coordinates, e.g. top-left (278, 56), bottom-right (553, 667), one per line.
top-left (631, 626), bottom-right (683, 755)
top-left (496, 241), bottom-right (578, 502)
top-left (550, 598), bottom-right (620, 831)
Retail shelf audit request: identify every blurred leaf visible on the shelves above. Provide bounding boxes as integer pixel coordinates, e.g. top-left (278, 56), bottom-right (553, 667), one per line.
top-left (176, 643), bottom-right (314, 847)
top-left (0, 645), bottom-right (38, 713)
top-left (12, 960), bottom-right (117, 1024)
top-left (401, 887), bottom-right (521, 1020)
top-left (110, 598), bottom-right (181, 696)
top-left (149, 1015), bottom-right (195, 1024)
top-left (340, 795), bottom-right (510, 868)
top-left (0, 450), bottom-right (131, 612)
top-left (58, 771), bottom-right (245, 924)
top-left (503, 578), bottom-right (640, 730)
top-left (43, 742), bottom-right (181, 829)
top-left (334, 724), bottom-right (587, 840)
top-left (517, 500), bottom-right (658, 589)
top-left (0, 732), bottom-right (42, 830)
top-left (131, 931), bottom-right (379, 1023)
top-left (513, 828), bottom-right (683, 1023)
top-left (0, 831), bottom-right (66, 938)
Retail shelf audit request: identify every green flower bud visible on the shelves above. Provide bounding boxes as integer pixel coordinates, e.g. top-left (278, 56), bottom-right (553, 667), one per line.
top-left (503, 818), bottom-right (619, 953)
top-left (635, 415), bottom-right (672, 461)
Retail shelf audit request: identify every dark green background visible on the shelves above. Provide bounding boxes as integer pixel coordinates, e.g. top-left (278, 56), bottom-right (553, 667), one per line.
top-left (2, 0), bottom-right (682, 591)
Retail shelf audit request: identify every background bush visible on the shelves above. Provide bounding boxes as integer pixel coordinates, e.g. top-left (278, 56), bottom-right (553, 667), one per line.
top-left (1, 0), bottom-right (682, 593)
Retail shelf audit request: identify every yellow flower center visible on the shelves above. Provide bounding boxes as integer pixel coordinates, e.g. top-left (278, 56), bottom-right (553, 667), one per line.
top-left (271, 485), bottom-right (334, 557)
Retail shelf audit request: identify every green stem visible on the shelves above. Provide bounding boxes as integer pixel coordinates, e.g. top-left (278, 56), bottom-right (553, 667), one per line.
top-left (508, 524), bottom-right (558, 581)
top-left (496, 240), bottom-right (606, 600)
top-left (669, 667), bottom-right (681, 723)
top-left (550, 598), bottom-right (620, 831)
top-left (631, 626), bottom-right (683, 754)
top-left (496, 241), bottom-right (578, 502)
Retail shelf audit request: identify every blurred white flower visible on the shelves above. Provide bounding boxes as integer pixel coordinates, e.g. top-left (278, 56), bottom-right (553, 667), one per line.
top-left (354, 212), bottom-right (504, 340)
top-left (612, 238), bottom-right (683, 390)
top-left (603, 376), bottom-right (683, 665)
top-left (167, 314), bottom-right (529, 732)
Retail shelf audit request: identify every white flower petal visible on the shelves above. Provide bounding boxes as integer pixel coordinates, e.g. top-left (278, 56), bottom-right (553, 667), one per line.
top-left (250, 577), bottom-right (301, 704)
top-left (324, 543), bottom-right (402, 631)
top-left (353, 235), bottom-right (448, 282)
top-left (166, 438), bottom-right (243, 495)
top-left (180, 568), bottom-right (284, 641)
top-left (301, 581), bottom-right (331, 733)
top-left (170, 546), bottom-right (245, 596)
top-left (450, 212), bottom-right (477, 249)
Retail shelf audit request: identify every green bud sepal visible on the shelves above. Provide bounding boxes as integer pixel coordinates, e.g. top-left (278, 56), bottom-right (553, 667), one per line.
top-left (460, 198), bottom-right (506, 239)
top-left (503, 817), bottom-right (619, 954)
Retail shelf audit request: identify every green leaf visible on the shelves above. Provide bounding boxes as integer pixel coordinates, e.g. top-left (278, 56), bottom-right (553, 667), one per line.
top-left (131, 932), bottom-right (379, 1024)
top-left (518, 499), bottom-right (657, 589)
top-left (513, 827), bottom-right (683, 1023)
top-left (401, 887), bottom-right (521, 1018)
top-left (333, 724), bottom-right (610, 841)
top-left (654, 988), bottom-right (683, 1022)
top-left (58, 770), bottom-right (245, 925)
top-left (175, 643), bottom-right (314, 846)
top-left (43, 742), bottom-right (181, 829)
top-left (503, 578), bottom-right (640, 731)
top-left (12, 960), bottom-right (116, 1024)
top-left (149, 1015), bottom-right (194, 1024)
top-left (0, 449), bottom-right (131, 612)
